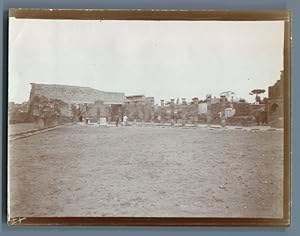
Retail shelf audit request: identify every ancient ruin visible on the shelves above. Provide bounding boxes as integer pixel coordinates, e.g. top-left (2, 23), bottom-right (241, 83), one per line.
top-left (27, 83), bottom-right (126, 127)
top-left (9, 70), bottom-right (284, 128)
top-left (268, 70), bottom-right (284, 128)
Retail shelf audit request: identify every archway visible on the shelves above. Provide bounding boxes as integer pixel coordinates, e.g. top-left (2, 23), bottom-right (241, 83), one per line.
top-left (270, 103), bottom-right (279, 114)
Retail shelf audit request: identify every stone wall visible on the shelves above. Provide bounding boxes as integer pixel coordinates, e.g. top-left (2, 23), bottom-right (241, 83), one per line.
top-left (27, 83), bottom-right (126, 127)
top-left (28, 96), bottom-right (72, 127)
top-left (124, 101), bottom-right (154, 122)
top-left (268, 70), bottom-right (284, 128)
top-left (30, 83), bottom-right (125, 104)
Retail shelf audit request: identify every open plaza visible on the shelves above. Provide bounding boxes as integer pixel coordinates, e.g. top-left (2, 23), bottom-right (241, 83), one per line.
top-left (8, 123), bottom-right (283, 218)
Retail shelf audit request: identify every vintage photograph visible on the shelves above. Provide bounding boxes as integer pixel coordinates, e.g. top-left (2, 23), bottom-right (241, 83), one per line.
top-left (7, 10), bottom-right (289, 225)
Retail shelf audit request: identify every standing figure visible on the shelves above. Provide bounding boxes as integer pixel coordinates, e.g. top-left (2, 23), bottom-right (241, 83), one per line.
top-left (115, 114), bottom-right (120, 127)
top-left (123, 115), bottom-right (128, 126)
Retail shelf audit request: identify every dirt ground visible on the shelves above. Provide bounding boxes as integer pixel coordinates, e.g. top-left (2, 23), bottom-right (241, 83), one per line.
top-left (8, 123), bottom-right (37, 136)
top-left (8, 124), bottom-right (284, 218)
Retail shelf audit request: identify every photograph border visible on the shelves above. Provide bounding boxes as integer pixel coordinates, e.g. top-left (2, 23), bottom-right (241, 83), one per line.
top-left (7, 8), bottom-right (291, 227)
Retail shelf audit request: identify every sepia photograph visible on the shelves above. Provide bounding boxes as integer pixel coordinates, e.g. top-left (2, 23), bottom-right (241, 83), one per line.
top-left (7, 9), bottom-right (290, 226)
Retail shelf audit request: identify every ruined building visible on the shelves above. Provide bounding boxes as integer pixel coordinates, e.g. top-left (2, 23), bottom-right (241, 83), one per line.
top-left (268, 70), bottom-right (284, 128)
top-left (28, 83), bottom-right (125, 127)
top-left (125, 95), bottom-right (155, 122)
top-left (24, 79), bottom-right (283, 128)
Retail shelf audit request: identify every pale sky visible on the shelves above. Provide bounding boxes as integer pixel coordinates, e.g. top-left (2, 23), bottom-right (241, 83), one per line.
top-left (9, 18), bottom-right (284, 104)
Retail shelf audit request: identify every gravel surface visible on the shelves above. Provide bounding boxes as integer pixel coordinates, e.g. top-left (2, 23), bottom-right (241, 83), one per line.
top-left (8, 124), bottom-right (284, 218)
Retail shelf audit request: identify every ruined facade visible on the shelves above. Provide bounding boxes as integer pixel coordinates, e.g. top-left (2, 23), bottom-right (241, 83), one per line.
top-left (28, 83), bottom-right (125, 127)
top-left (125, 95), bottom-right (155, 122)
top-left (29, 83), bottom-right (125, 105)
top-left (268, 70), bottom-right (284, 128)
top-left (23, 81), bottom-right (283, 128)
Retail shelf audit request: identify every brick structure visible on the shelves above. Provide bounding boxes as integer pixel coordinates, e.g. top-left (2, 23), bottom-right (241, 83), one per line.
top-left (192, 97), bottom-right (199, 123)
top-left (29, 83), bottom-right (125, 104)
top-left (125, 95), bottom-right (145, 122)
top-left (268, 70), bottom-right (284, 128)
top-left (125, 95), bottom-right (155, 122)
top-left (28, 83), bottom-right (125, 127)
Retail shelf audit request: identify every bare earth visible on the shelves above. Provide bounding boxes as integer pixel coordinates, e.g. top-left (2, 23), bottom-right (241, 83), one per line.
top-left (8, 123), bottom-right (37, 136)
top-left (9, 124), bottom-right (283, 218)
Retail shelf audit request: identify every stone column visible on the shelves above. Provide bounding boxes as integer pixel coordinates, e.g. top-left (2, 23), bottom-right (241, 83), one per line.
top-left (192, 97), bottom-right (199, 124)
top-left (220, 95), bottom-right (226, 127)
top-left (141, 101), bottom-right (145, 123)
top-left (181, 98), bottom-right (187, 126)
top-left (160, 100), bottom-right (164, 123)
top-left (170, 99), bottom-right (175, 125)
top-left (134, 101), bottom-right (138, 124)
top-left (206, 95), bottom-right (212, 127)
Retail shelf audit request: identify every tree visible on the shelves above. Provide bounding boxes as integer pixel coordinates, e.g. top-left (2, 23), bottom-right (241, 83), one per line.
top-left (249, 89), bottom-right (266, 104)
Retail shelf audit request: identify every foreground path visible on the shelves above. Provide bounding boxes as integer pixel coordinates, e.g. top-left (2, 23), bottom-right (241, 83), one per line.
top-left (9, 125), bottom-right (284, 218)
